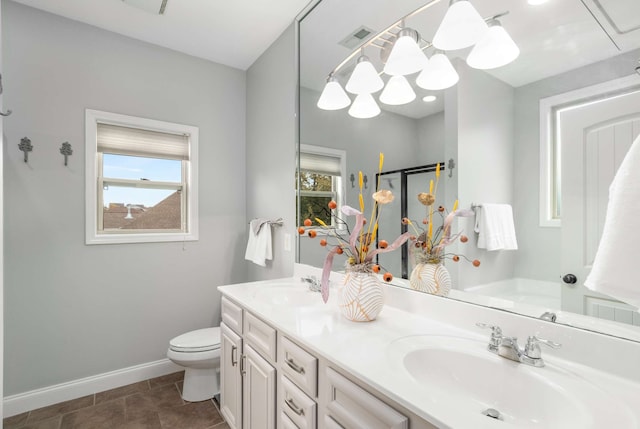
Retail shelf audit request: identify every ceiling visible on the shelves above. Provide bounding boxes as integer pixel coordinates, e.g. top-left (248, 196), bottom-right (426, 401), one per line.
top-left (300, 0), bottom-right (640, 119)
top-left (10, 0), bottom-right (312, 70)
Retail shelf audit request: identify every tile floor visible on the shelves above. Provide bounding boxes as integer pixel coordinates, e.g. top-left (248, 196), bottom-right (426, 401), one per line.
top-left (3, 371), bottom-right (230, 429)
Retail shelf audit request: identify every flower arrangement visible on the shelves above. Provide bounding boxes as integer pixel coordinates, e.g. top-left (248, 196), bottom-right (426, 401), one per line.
top-left (404, 163), bottom-right (480, 267)
top-left (299, 153), bottom-right (411, 303)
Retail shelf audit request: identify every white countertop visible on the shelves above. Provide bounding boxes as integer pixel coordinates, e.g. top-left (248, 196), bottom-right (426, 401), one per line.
top-left (218, 272), bottom-right (640, 429)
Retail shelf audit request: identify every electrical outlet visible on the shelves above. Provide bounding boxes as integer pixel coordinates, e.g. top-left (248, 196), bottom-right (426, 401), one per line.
top-left (284, 233), bottom-right (292, 252)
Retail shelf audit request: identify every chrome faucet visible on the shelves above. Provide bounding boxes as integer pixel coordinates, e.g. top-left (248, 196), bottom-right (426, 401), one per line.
top-left (300, 275), bottom-right (322, 292)
top-left (477, 323), bottom-right (561, 368)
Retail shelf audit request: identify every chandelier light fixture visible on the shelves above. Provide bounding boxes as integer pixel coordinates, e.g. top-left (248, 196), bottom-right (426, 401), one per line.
top-left (383, 27), bottom-right (429, 76)
top-left (416, 51), bottom-right (459, 90)
top-left (349, 93), bottom-right (382, 119)
top-left (433, 0), bottom-right (488, 51)
top-left (316, 0), bottom-right (519, 118)
top-left (317, 75), bottom-right (351, 110)
top-left (346, 53), bottom-right (385, 94)
top-left (466, 18), bottom-right (520, 69)
top-left (380, 75), bottom-right (417, 105)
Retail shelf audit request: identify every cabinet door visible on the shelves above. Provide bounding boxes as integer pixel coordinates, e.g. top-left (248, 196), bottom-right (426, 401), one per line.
top-left (221, 323), bottom-right (243, 429)
top-left (243, 344), bottom-right (276, 429)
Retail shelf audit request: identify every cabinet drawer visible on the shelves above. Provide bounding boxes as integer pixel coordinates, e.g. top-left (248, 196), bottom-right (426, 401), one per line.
top-left (281, 336), bottom-right (318, 398)
top-left (281, 375), bottom-right (316, 429)
top-left (325, 368), bottom-right (408, 429)
top-left (281, 412), bottom-right (299, 429)
top-left (244, 311), bottom-right (277, 362)
top-left (325, 416), bottom-right (344, 429)
top-left (221, 297), bottom-right (243, 335)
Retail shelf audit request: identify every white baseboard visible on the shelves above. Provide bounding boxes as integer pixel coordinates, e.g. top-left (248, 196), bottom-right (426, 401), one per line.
top-left (3, 358), bottom-right (182, 418)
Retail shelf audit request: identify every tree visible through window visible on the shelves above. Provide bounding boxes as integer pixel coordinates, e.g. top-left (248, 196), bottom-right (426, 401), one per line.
top-left (297, 145), bottom-right (345, 229)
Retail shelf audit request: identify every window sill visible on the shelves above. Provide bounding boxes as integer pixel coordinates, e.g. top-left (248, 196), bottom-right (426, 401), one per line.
top-left (86, 231), bottom-right (198, 245)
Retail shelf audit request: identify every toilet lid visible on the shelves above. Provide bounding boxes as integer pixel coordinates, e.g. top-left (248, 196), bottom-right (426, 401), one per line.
top-left (169, 327), bottom-right (221, 352)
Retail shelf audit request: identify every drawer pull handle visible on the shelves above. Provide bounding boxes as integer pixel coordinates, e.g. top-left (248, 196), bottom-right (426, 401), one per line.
top-left (231, 345), bottom-right (238, 367)
top-left (285, 358), bottom-right (306, 375)
top-left (285, 397), bottom-right (305, 416)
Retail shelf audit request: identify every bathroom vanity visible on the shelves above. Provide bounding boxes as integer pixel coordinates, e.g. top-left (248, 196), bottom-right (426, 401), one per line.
top-left (218, 266), bottom-right (640, 429)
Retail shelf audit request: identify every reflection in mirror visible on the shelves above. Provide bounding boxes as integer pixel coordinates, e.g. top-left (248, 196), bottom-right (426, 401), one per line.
top-left (297, 0), bottom-right (640, 341)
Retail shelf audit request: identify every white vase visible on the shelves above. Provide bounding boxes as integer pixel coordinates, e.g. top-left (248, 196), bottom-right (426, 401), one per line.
top-left (338, 270), bottom-right (384, 322)
top-left (410, 262), bottom-right (451, 296)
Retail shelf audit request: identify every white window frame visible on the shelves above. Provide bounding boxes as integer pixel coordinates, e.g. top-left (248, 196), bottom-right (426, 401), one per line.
top-left (299, 144), bottom-right (347, 232)
top-left (85, 109), bottom-right (199, 244)
top-left (538, 74), bottom-right (640, 228)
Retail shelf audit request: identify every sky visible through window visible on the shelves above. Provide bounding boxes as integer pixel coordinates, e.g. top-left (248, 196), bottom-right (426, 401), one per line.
top-left (103, 154), bottom-right (181, 207)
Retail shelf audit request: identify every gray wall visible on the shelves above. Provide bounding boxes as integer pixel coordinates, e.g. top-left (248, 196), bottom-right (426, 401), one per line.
top-left (245, 24), bottom-right (296, 281)
top-left (455, 63), bottom-right (516, 288)
top-left (3, 1), bottom-right (247, 395)
top-left (512, 48), bottom-right (640, 282)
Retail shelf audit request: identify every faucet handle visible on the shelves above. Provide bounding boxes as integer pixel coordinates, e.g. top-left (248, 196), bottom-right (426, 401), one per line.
top-left (476, 323), bottom-right (502, 352)
top-left (524, 335), bottom-right (562, 359)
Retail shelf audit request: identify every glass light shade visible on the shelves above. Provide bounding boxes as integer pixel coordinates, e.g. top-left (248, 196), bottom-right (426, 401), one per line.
top-left (348, 93), bottom-right (381, 119)
top-left (416, 53), bottom-right (459, 90)
top-left (346, 56), bottom-right (384, 94)
top-left (379, 76), bottom-right (416, 105)
top-left (432, 0), bottom-right (488, 51)
top-left (466, 22), bottom-right (520, 70)
top-left (383, 28), bottom-right (428, 76)
top-left (317, 77), bottom-right (351, 110)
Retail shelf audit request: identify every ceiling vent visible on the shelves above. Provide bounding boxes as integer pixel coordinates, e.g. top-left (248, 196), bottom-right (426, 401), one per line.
top-left (339, 26), bottom-right (376, 50)
top-left (122, 0), bottom-right (168, 15)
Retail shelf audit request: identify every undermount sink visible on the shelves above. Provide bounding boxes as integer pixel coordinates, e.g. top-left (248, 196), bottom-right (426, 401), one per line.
top-left (389, 336), bottom-right (635, 428)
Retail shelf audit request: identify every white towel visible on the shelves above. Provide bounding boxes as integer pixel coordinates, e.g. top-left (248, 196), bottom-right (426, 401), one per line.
top-left (585, 135), bottom-right (640, 309)
top-left (474, 203), bottom-right (518, 251)
top-left (245, 219), bottom-right (273, 267)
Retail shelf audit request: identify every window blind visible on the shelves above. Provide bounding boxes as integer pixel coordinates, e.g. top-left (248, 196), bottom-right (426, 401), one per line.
top-left (300, 152), bottom-right (342, 176)
top-left (97, 123), bottom-right (189, 160)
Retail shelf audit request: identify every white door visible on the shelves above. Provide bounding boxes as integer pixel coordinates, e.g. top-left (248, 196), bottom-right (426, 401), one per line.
top-left (220, 323), bottom-right (243, 429)
top-left (243, 344), bottom-right (276, 429)
top-left (560, 89), bottom-right (640, 316)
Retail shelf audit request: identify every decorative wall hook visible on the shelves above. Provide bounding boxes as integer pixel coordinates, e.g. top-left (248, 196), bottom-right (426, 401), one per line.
top-left (0, 73), bottom-right (12, 117)
top-left (18, 137), bottom-right (33, 163)
top-left (363, 174), bottom-right (368, 189)
top-left (59, 141), bottom-right (73, 166)
top-left (448, 158), bottom-right (456, 178)
top-left (350, 173), bottom-right (355, 188)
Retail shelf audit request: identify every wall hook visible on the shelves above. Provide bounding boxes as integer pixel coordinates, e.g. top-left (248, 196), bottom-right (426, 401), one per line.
top-left (448, 158), bottom-right (456, 178)
top-left (0, 73), bottom-right (12, 117)
top-left (363, 174), bottom-right (368, 189)
top-left (59, 141), bottom-right (73, 166)
top-left (350, 173), bottom-right (355, 188)
top-left (18, 137), bottom-right (33, 163)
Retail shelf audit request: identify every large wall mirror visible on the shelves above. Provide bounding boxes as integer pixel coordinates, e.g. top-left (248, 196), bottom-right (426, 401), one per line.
top-left (297, 0), bottom-right (640, 341)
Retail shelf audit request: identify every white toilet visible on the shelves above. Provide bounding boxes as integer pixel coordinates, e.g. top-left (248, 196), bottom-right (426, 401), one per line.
top-left (167, 327), bottom-right (221, 402)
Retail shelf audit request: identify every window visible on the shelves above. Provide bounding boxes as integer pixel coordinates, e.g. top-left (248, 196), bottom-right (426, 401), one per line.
top-left (297, 145), bottom-right (346, 230)
top-left (539, 75), bottom-right (638, 227)
top-left (85, 110), bottom-right (198, 244)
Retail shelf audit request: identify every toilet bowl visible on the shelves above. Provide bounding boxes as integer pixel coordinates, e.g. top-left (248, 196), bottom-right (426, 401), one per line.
top-left (167, 327), bottom-right (221, 402)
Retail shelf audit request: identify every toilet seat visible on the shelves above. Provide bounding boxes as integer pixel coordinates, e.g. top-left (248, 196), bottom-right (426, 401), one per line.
top-left (169, 327), bottom-right (221, 353)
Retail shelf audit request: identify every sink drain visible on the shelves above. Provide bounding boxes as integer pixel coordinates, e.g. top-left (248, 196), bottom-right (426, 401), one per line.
top-left (482, 408), bottom-right (501, 420)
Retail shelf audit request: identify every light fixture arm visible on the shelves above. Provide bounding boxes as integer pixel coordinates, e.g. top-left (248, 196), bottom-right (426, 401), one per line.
top-left (326, 2), bottom-right (509, 79)
top-left (327, 0), bottom-right (447, 77)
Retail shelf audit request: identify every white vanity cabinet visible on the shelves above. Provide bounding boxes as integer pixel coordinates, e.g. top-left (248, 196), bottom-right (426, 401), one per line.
top-left (220, 294), bottom-right (437, 429)
top-left (220, 297), bottom-right (277, 429)
top-left (221, 298), bottom-right (244, 429)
